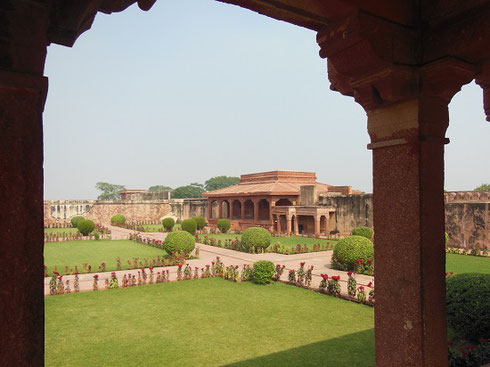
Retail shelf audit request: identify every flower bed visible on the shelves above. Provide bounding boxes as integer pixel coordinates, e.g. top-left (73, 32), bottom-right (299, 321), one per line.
top-left (446, 246), bottom-right (489, 257)
top-left (44, 224), bottom-right (111, 242)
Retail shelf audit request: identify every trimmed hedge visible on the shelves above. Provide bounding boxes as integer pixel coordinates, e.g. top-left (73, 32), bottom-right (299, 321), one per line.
top-left (352, 226), bottom-right (374, 241)
top-left (70, 216), bottom-right (85, 228)
top-left (111, 214), bottom-right (126, 225)
top-left (331, 235), bottom-right (374, 271)
top-left (446, 273), bottom-right (490, 342)
top-left (252, 261), bottom-right (275, 285)
top-left (193, 216), bottom-right (207, 230)
top-left (163, 231), bottom-right (196, 255)
top-left (181, 218), bottom-right (197, 235)
top-left (162, 217), bottom-right (175, 231)
top-left (241, 227), bottom-right (271, 251)
top-left (217, 219), bottom-right (231, 233)
top-left (77, 219), bottom-right (95, 236)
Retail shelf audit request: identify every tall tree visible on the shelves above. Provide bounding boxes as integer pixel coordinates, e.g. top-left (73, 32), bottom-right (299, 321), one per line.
top-left (172, 182), bottom-right (205, 198)
top-left (95, 182), bottom-right (125, 200)
top-left (475, 183), bottom-right (490, 191)
top-left (148, 185), bottom-right (173, 192)
top-left (205, 176), bottom-right (240, 192)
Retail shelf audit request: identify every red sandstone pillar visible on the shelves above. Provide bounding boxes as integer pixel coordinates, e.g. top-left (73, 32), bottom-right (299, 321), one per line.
top-left (207, 200), bottom-right (213, 220)
top-left (286, 215), bottom-right (292, 235)
top-left (366, 61), bottom-right (473, 366)
top-left (314, 216), bottom-right (320, 237)
top-left (253, 199), bottom-right (259, 222)
top-left (240, 200), bottom-right (245, 220)
top-left (294, 216), bottom-right (299, 235)
top-left (0, 4), bottom-right (49, 365)
top-left (277, 215), bottom-right (282, 233)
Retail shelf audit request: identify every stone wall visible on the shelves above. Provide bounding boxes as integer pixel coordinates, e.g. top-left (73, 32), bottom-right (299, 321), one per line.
top-left (44, 199), bottom-right (208, 226)
top-left (445, 202), bottom-right (489, 249)
top-left (318, 194), bottom-right (373, 236)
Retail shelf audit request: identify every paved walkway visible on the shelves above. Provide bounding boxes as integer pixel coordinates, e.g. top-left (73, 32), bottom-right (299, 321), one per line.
top-left (45, 227), bottom-right (374, 296)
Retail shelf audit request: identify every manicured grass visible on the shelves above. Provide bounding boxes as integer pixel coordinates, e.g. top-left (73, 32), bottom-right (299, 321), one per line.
top-left (143, 224), bottom-right (163, 232)
top-left (45, 227), bottom-right (79, 235)
top-left (44, 240), bottom-right (166, 276)
top-left (446, 253), bottom-right (490, 274)
top-left (45, 278), bottom-right (374, 367)
top-left (198, 233), bottom-right (336, 250)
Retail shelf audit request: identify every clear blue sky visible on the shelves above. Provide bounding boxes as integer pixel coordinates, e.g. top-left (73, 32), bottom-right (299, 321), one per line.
top-left (43, 0), bottom-right (489, 200)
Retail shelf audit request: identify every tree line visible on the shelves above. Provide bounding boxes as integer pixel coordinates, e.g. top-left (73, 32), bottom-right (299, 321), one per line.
top-left (95, 176), bottom-right (240, 200)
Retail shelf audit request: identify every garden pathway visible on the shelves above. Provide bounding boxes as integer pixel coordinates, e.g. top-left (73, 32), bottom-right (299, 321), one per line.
top-left (45, 227), bottom-right (374, 297)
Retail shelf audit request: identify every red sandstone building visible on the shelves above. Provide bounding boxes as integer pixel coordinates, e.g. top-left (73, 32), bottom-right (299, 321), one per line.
top-left (204, 170), bottom-right (359, 236)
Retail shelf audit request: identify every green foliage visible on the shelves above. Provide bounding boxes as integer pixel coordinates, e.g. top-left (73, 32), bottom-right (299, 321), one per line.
top-left (445, 232), bottom-right (449, 244)
top-left (204, 176), bottom-right (240, 192)
top-left (352, 226), bottom-right (374, 241)
top-left (193, 216), bottom-right (207, 230)
top-left (162, 217), bottom-right (175, 231)
top-left (181, 219), bottom-right (197, 235)
top-left (163, 231), bottom-right (196, 255)
top-left (70, 216), bottom-right (85, 228)
top-left (148, 185), bottom-right (173, 192)
top-left (217, 219), bottom-right (231, 233)
top-left (77, 219), bottom-right (95, 236)
top-left (446, 273), bottom-right (490, 342)
top-left (252, 260), bottom-right (275, 284)
top-left (241, 227), bottom-right (271, 250)
top-left (475, 183), bottom-right (490, 191)
top-left (95, 182), bottom-right (125, 201)
top-left (111, 214), bottom-right (126, 225)
top-left (172, 183), bottom-right (205, 198)
top-left (331, 235), bottom-right (374, 271)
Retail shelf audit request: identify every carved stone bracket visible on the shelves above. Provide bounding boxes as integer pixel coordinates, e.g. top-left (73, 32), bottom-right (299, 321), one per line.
top-left (476, 60), bottom-right (490, 122)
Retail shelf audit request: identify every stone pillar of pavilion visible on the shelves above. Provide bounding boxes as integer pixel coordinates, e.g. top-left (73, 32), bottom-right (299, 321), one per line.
top-left (218, 200), bottom-right (223, 219)
top-left (253, 199), bottom-right (259, 222)
top-left (207, 200), bottom-right (213, 220)
top-left (286, 215), bottom-right (292, 235)
top-left (0, 4), bottom-right (49, 365)
top-left (318, 16), bottom-right (475, 366)
top-left (293, 216), bottom-right (299, 235)
top-left (277, 215), bottom-right (282, 233)
top-left (240, 200), bottom-right (245, 220)
top-left (325, 215), bottom-right (330, 236)
top-left (314, 216), bottom-right (320, 237)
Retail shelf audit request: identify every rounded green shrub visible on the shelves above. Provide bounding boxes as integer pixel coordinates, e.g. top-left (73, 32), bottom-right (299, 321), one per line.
top-left (217, 219), bottom-right (231, 233)
top-left (163, 231), bottom-right (196, 255)
top-left (181, 218), bottom-right (197, 235)
top-left (446, 273), bottom-right (490, 342)
top-left (193, 216), bottom-right (207, 230)
top-left (242, 227), bottom-right (271, 251)
top-left (352, 226), bottom-right (374, 241)
top-left (252, 260), bottom-right (275, 285)
top-left (77, 219), bottom-right (95, 236)
top-left (111, 214), bottom-right (126, 225)
top-left (162, 217), bottom-right (175, 231)
top-left (331, 235), bottom-right (374, 271)
top-left (70, 216), bottom-right (85, 228)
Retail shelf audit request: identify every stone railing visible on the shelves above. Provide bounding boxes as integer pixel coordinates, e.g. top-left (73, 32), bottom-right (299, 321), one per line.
top-left (445, 191), bottom-right (490, 203)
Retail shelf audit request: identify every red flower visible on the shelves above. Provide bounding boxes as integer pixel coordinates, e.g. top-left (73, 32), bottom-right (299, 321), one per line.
top-left (75, 271), bottom-right (79, 275)
top-left (357, 259), bottom-right (364, 264)
top-left (300, 262), bottom-right (305, 267)
top-left (479, 338), bottom-right (487, 344)
top-left (178, 263), bottom-right (183, 268)
top-left (53, 271), bottom-right (59, 276)
top-left (450, 271), bottom-right (454, 275)
top-left (467, 345), bottom-right (476, 351)
top-left (58, 276), bottom-right (63, 280)
top-left (367, 282), bottom-right (373, 287)
top-left (359, 286), bottom-right (364, 291)
top-left (44, 265), bottom-right (47, 269)
top-left (347, 271), bottom-right (353, 277)
top-left (332, 275), bottom-right (340, 281)
top-left (367, 259), bottom-right (373, 264)
top-left (461, 348), bottom-right (468, 356)
top-left (321, 274), bottom-right (329, 280)
top-left (93, 275), bottom-right (99, 279)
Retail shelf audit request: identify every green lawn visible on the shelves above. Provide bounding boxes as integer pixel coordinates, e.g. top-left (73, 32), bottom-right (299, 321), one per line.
top-left (45, 278), bottom-right (374, 367)
top-left (446, 253), bottom-right (490, 274)
top-left (44, 240), bottom-right (166, 276)
top-left (143, 223), bottom-right (181, 232)
top-left (198, 233), bottom-right (337, 250)
top-left (45, 227), bottom-right (79, 236)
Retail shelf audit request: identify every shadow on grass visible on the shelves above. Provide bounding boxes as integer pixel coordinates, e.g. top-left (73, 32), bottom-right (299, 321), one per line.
top-left (224, 329), bottom-right (375, 367)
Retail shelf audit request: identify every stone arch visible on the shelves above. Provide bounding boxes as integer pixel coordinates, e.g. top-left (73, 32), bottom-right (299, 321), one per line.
top-left (221, 200), bottom-right (231, 219)
top-left (232, 200), bottom-right (241, 219)
top-left (244, 199), bottom-right (254, 220)
top-left (258, 199), bottom-right (270, 221)
top-left (211, 200), bottom-right (219, 219)
top-left (276, 198), bottom-right (293, 206)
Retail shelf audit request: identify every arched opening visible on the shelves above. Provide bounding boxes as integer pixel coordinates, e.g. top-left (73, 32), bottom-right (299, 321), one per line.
top-left (279, 215), bottom-right (287, 233)
top-left (221, 201), bottom-right (231, 219)
top-left (320, 215), bottom-right (327, 236)
top-left (211, 200), bottom-right (219, 219)
top-left (275, 198), bottom-right (292, 206)
top-left (244, 200), bottom-right (254, 220)
top-left (258, 199), bottom-right (270, 221)
top-left (232, 200), bottom-right (241, 220)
